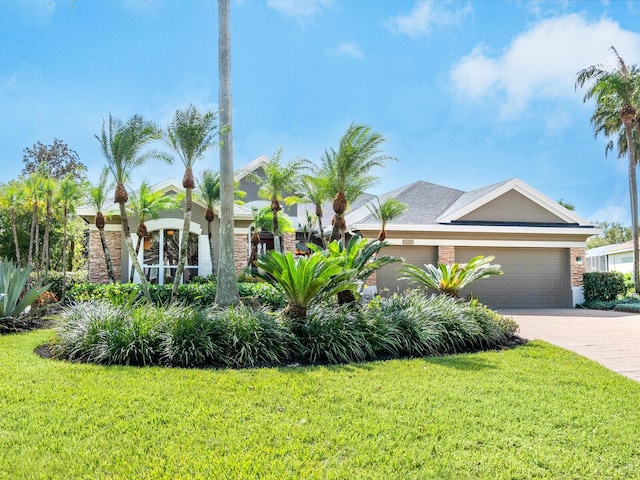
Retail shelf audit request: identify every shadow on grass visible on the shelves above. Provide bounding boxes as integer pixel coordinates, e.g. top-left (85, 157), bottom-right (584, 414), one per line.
top-left (423, 355), bottom-right (500, 372)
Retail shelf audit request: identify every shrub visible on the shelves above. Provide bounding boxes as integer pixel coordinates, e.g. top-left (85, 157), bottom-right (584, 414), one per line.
top-left (614, 303), bottom-right (640, 313)
top-left (37, 270), bottom-right (88, 302)
top-left (0, 258), bottom-right (50, 322)
top-left (583, 272), bottom-right (625, 302)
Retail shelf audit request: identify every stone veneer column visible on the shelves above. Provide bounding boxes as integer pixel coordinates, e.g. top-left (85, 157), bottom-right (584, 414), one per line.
top-left (438, 246), bottom-right (455, 265)
top-left (365, 271), bottom-right (377, 286)
top-left (282, 233), bottom-right (297, 253)
top-left (88, 230), bottom-right (122, 284)
top-left (570, 247), bottom-right (586, 287)
top-left (234, 234), bottom-right (249, 274)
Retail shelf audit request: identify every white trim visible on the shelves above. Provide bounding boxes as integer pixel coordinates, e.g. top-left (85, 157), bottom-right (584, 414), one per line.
top-left (382, 239), bottom-right (585, 248)
top-left (353, 223), bottom-right (601, 236)
top-left (145, 218), bottom-right (203, 235)
top-left (235, 154), bottom-right (270, 181)
top-left (88, 224), bottom-right (122, 232)
top-left (234, 227), bottom-right (250, 234)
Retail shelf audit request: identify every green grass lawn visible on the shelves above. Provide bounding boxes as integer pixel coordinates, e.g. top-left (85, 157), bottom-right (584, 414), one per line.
top-left (2, 330), bottom-right (640, 479)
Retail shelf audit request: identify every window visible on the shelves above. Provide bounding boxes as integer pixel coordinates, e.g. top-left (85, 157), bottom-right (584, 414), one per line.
top-left (142, 229), bottom-right (199, 285)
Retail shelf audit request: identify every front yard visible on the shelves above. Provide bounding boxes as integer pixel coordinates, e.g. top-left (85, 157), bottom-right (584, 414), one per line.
top-left (2, 330), bottom-right (640, 479)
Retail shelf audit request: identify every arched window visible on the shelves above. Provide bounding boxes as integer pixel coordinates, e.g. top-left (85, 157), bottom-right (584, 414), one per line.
top-left (142, 229), bottom-right (199, 285)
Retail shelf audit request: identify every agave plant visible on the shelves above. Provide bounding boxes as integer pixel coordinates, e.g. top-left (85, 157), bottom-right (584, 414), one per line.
top-left (254, 251), bottom-right (357, 319)
top-left (0, 258), bottom-right (49, 322)
top-left (399, 255), bottom-right (503, 298)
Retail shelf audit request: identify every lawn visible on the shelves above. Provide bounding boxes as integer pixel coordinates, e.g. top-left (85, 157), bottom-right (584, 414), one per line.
top-left (2, 330), bottom-right (640, 479)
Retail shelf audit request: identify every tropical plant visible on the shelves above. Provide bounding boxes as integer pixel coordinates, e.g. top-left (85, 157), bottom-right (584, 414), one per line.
top-left (86, 168), bottom-right (116, 283)
top-left (399, 255), bottom-right (503, 298)
top-left (309, 236), bottom-right (400, 304)
top-left (587, 221), bottom-right (632, 249)
top-left (40, 174), bottom-right (57, 277)
top-left (215, 0), bottom-right (240, 307)
top-left (320, 123), bottom-right (396, 242)
top-left (164, 105), bottom-right (218, 302)
top-left (255, 251), bottom-right (357, 319)
top-left (24, 172), bottom-right (44, 269)
top-left (285, 171), bottom-right (330, 248)
top-left (367, 197), bottom-right (408, 241)
top-left (576, 46), bottom-right (640, 293)
top-left (97, 113), bottom-right (168, 302)
top-left (0, 180), bottom-right (25, 264)
top-left (56, 174), bottom-right (85, 299)
top-left (247, 148), bottom-right (307, 253)
top-left (127, 181), bottom-right (180, 282)
top-left (0, 258), bottom-right (49, 324)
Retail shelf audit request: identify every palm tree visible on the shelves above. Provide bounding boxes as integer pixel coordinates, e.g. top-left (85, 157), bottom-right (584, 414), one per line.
top-left (165, 105), bottom-right (218, 301)
top-left (248, 148), bottom-right (307, 253)
top-left (56, 174), bottom-right (85, 299)
top-left (97, 113), bottom-right (168, 301)
top-left (286, 171), bottom-right (330, 248)
top-left (320, 123), bottom-right (396, 242)
top-left (87, 168), bottom-right (116, 284)
top-left (0, 180), bottom-right (25, 264)
top-left (24, 172), bottom-right (44, 271)
top-left (127, 181), bottom-right (180, 282)
top-left (577, 46), bottom-right (640, 292)
top-left (215, 0), bottom-right (240, 307)
top-left (367, 197), bottom-right (408, 241)
top-left (40, 175), bottom-right (58, 278)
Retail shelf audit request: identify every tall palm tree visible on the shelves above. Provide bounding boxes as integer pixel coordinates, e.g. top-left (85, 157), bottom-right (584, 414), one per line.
top-left (248, 148), bottom-right (307, 253)
top-left (56, 174), bottom-right (85, 299)
top-left (165, 105), bottom-right (218, 301)
top-left (127, 181), bottom-right (180, 282)
top-left (0, 180), bottom-right (25, 264)
top-left (87, 168), bottom-right (116, 284)
top-left (577, 46), bottom-right (640, 292)
top-left (215, 0), bottom-right (240, 307)
top-left (320, 123), bottom-right (396, 242)
top-left (97, 113), bottom-right (168, 301)
top-left (286, 171), bottom-right (330, 248)
top-left (24, 172), bottom-right (44, 270)
top-left (40, 174), bottom-right (58, 278)
top-left (367, 197), bottom-right (408, 241)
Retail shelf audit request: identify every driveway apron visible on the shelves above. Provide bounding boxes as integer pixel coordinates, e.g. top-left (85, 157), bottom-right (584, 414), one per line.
top-left (500, 308), bottom-right (640, 382)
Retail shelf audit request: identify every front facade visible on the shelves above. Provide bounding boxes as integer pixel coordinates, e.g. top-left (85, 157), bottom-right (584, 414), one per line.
top-left (80, 156), bottom-right (599, 309)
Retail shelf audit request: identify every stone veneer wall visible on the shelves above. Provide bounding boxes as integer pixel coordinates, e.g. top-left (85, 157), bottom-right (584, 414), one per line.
top-left (88, 230), bottom-right (122, 284)
top-left (282, 233), bottom-right (297, 253)
top-left (438, 246), bottom-right (455, 265)
top-left (234, 234), bottom-right (249, 274)
top-left (570, 247), bottom-right (586, 287)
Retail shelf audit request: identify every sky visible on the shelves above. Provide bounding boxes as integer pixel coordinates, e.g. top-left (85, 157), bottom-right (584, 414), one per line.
top-left (2, 0), bottom-right (640, 225)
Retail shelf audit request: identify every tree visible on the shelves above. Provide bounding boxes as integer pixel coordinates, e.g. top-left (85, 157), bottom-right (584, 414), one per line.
top-left (557, 198), bottom-right (575, 211)
top-left (248, 148), bottom-right (306, 253)
top-left (577, 46), bottom-right (640, 293)
top-left (367, 197), bottom-right (408, 241)
top-left (248, 206), bottom-right (296, 270)
top-left (24, 172), bottom-right (44, 270)
top-left (0, 180), bottom-right (25, 264)
top-left (87, 168), bottom-right (116, 284)
top-left (40, 175), bottom-right (58, 277)
top-left (587, 221), bottom-right (632, 249)
top-left (320, 123), bottom-right (396, 242)
top-left (165, 105), bottom-right (218, 301)
top-left (22, 138), bottom-right (86, 181)
top-left (127, 182), bottom-right (179, 282)
top-left (215, 0), bottom-right (240, 307)
top-left (97, 113), bottom-right (168, 301)
top-left (286, 171), bottom-right (330, 248)
top-left (56, 174), bottom-right (85, 299)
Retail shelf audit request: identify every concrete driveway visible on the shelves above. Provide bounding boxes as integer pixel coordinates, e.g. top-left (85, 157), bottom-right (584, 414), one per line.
top-left (500, 308), bottom-right (640, 382)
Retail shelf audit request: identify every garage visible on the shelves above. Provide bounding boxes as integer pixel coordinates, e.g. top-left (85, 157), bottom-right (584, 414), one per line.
top-left (456, 247), bottom-right (571, 308)
top-left (376, 245), bottom-right (437, 295)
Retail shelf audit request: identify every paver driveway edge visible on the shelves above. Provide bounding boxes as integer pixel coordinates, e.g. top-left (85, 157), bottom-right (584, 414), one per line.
top-left (500, 308), bottom-right (640, 382)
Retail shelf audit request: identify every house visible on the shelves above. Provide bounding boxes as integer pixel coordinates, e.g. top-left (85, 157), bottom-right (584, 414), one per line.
top-left (585, 240), bottom-right (634, 274)
top-left (78, 156), bottom-right (600, 309)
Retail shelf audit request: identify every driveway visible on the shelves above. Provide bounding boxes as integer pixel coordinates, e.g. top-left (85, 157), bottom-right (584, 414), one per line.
top-left (500, 308), bottom-right (640, 382)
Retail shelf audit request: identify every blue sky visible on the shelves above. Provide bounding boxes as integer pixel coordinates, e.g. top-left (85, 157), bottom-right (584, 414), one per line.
top-left (2, 0), bottom-right (640, 224)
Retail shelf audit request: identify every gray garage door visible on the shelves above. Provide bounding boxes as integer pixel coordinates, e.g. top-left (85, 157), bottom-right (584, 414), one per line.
top-left (456, 247), bottom-right (571, 308)
top-left (376, 246), bottom-right (437, 295)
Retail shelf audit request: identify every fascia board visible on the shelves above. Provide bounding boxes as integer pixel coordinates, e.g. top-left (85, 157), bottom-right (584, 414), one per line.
top-left (352, 222), bottom-right (602, 236)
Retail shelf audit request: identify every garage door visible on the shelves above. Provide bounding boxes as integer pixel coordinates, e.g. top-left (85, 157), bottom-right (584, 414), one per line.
top-left (376, 246), bottom-right (437, 295)
top-left (456, 247), bottom-right (571, 308)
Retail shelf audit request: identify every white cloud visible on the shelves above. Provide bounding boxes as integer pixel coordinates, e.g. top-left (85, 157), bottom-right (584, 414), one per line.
top-left (266, 0), bottom-right (333, 18)
top-left (588, 205), bottom-right (629, 224)
top-left (332, 42), bottom-right (364, 59)
top-left (386, 0), bottom-right (471, 38)
top-left (450, 14), bottom-right (640, 116)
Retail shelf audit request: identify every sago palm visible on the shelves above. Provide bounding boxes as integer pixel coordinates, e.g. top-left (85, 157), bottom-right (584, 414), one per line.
top-left (97, 113), bottom-right (168, 301)
top-left (165, 105), bottom-right (218, 302)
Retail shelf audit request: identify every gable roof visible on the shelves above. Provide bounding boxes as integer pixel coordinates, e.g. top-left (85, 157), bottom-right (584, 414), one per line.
top-left (234, 154), bottom-right (270, 181)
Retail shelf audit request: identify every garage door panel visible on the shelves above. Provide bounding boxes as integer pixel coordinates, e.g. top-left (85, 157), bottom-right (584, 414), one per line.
top-left (457, 247), bottom-right (571, 309)
top-left (377, 246), bottom-right (437, 295)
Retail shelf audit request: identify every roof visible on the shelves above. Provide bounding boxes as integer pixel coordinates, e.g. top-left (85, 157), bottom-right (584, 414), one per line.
top-left (586, 240), bottom-right (634, 257)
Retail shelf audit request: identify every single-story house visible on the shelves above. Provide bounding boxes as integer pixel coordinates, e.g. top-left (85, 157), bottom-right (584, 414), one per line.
top-left (586, 240), bottom-right (634, 274)
top-left (78, 155), bottom-right (600, 309)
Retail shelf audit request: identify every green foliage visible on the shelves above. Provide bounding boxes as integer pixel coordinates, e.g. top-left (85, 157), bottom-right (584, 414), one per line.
top-left (586, 221), bottom-right (632, 249)
top-left (583, 272), bottom-right (625, 302)
top-left (34, 270), bottom-right (88, 302)
top-left (400, 255), bottom-right (503, 297)
top-left (613, 302), bottom-right (640, 313)
top-left (0, 258), bottom-right (49, 320)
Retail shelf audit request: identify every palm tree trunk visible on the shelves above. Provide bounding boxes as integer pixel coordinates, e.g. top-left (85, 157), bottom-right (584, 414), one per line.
top-left (28, 200), bottom-right (36, 268)
top-left (10, 207), bottom-right (20, 265)
top-left (272, 206), bottom-right (281, 253)
top-left (130, 236), bottom-right (144, 283)
top-left (119, 201), bottom-right (151, 302)
top-left (207, 218), bottom-right (216, 275)
top-left (43, 195), bottom-right (52, 277)
top-left (317, 211), bottom-right (326, 248)
top-left (171, 187), bottom-right (192, 302)
top-left (98, 226), bottom-right (116, 284)
top-left (215, 0), bottom-right (240, 306)
top-left (61, 209), bottom-right (69, 301)
top-left (625, 122), bottom-right (640, 294)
